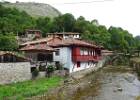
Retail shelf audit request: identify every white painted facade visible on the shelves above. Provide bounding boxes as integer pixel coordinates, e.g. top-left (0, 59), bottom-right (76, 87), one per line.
top-left (71, 62), bottom-right (96, 73)
top-left (53, 47), bottom-right (97, 73)
top-left (63, 34), bottom-right (80, 39)
top-left (47, 33), bottom-right (80, 39)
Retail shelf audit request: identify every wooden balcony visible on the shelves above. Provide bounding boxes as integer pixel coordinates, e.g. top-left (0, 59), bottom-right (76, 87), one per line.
top-left (72, 55), bottom-right (102, 62)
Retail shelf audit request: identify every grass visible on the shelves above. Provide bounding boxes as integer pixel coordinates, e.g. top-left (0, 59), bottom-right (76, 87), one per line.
top-left (0, 76), bottom-right (63, 100)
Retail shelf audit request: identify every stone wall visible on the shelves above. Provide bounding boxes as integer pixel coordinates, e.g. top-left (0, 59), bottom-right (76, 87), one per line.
top-left (0, 62), bottom-right (31, 85)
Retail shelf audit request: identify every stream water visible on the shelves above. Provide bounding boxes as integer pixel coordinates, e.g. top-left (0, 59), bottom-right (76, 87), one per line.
top-left (30, 66), bottom-right (140, 100)
top-left (94, 72), bottom-right (140, 100)
top-left (71, 66), bottom-right (140, 100)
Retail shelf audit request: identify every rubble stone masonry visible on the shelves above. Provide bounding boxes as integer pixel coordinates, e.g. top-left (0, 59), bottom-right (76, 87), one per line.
top-left (0, 62), bottom-right (31, 84)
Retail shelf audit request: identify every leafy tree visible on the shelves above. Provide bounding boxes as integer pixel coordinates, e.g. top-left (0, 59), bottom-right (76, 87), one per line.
top-left (0, 33), bottom-right (18, 51)
top-left (135, 36), bottom-right (140, 50)
top-left (36, 17), bottom-right (51, 36)
top-left (0, 5), bottom-right (35, 35)
top-left (74, 16), bottom-right (89, 33)
top-left (50, 13), bottom-right (75, 32)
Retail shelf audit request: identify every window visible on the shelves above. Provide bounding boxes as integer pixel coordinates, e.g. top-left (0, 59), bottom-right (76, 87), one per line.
top-left (55, 49), bottom-right (60, 56)
top-left (84, 49), bottom-right (88, 55)
top-left (80, 48), bottom-right (84, 55)
top-left (77, 62), bottom-right (80, 68)
top-left (37, 53), bottom-right (47, 61)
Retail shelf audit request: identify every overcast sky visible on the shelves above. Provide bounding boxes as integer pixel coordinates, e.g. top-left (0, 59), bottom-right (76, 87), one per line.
top-left (4, 0), bottom-right (140, 36)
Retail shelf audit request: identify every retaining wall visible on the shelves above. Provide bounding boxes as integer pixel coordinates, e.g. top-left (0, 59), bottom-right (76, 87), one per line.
top-left (0, 62), bottom-right (31, 85)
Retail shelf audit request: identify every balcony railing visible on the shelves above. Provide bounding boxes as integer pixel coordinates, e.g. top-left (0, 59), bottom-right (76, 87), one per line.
top-left (72, 55), bottom-right (102, 62)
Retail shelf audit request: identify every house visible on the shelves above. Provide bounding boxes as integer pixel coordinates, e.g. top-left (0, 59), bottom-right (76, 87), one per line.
top-left (18, 29), bottom-right (42, 44)
top-left (25, 29), bottom-right (42, 40)
top-left (0, 51), bottom-right (28, 62)
top-left (20, 43), bottom-right (54, 62)
top-left (20, 36), bottom-right (102, 73)
top-left (20, 41), bottom-right (55, 72)
top-left (47, 37), bottom-right (102, 73)
top-left (47, 32), bottom-right (80, 39)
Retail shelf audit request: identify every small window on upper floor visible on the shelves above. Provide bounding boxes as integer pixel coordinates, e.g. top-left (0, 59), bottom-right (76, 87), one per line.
top-left (80, 48), bottom-right (84, 55)
top-left (55, 49), bottom-right (60, 56)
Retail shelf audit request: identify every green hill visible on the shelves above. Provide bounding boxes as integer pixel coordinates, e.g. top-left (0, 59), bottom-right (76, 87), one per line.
top-left (2, 2), bottom-right (61, 18)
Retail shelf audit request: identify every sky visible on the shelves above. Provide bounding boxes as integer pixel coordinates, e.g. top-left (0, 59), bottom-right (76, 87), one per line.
top-left (3, 0), bottom-right (140, 36)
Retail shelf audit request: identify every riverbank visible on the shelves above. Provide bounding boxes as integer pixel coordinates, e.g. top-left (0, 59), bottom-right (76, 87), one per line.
top-left (3, 65), bottom-right (139, 100)
top-left (27, 65), bottom-right (140, 100)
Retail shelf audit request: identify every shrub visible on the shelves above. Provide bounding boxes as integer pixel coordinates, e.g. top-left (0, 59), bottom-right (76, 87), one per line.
top-left (46, 65), bottom-right (55, 77)
top-left (32, 68), bottom-right (39, 78)
top-left (47, 65), bottom-right (55, 73)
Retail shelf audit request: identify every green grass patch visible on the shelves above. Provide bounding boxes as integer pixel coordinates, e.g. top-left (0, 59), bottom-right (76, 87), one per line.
top-left (0, 76), bottom-right (63, 100)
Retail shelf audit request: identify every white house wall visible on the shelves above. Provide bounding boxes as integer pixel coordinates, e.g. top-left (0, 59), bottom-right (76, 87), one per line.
top-left (70, 62), bottom-right (96, 73)
top-left (53, 47), bottom-right (97, 73)
top-left (53, 47), bottom-right (72, 70)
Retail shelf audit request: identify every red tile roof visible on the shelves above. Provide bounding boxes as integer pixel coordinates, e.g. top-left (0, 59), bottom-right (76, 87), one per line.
top-left (20, 36), bottom-right (102, 49)
top-left (20, 37), bottom-right (53, 46)
top-left (47, 38), bottom-right (97, 48)
top-left (20, 43), bottom-right (54, 52)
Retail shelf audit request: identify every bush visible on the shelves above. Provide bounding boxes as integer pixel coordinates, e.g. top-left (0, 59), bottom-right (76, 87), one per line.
top-left (47, 65), bottom-right (55, 73)
top-left (32, 68), bottom-right (39, 78)
top-left (46, 65), bottom-right (55, 77)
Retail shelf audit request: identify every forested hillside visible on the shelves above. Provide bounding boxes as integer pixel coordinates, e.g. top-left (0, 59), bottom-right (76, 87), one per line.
top-left (0, 3), bottom-right (140, 52)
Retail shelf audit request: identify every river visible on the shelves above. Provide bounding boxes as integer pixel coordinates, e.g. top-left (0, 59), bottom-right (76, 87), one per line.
top-left (94, 68), bottom-right (140, 100)
top-left (30, 66), bottom-right (140, 100)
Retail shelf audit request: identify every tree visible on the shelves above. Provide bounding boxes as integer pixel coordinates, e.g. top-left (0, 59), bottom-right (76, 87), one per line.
top-left (108, 26), bottom-right (136, 52)
top-left (50, 13), bottom-right (75, 32)
top-left (74, 16), bottom-right (89, 33)
top-left (135, 36), bottom-right (140, 50)
top-left (36, 17), bottom-right (51, 36)
top-left (0, 5), bottom-right (35, 35)
top-left (91, 19), bottom-right (99, 26)
top-left (0, 33), bottom-right (18, 51)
